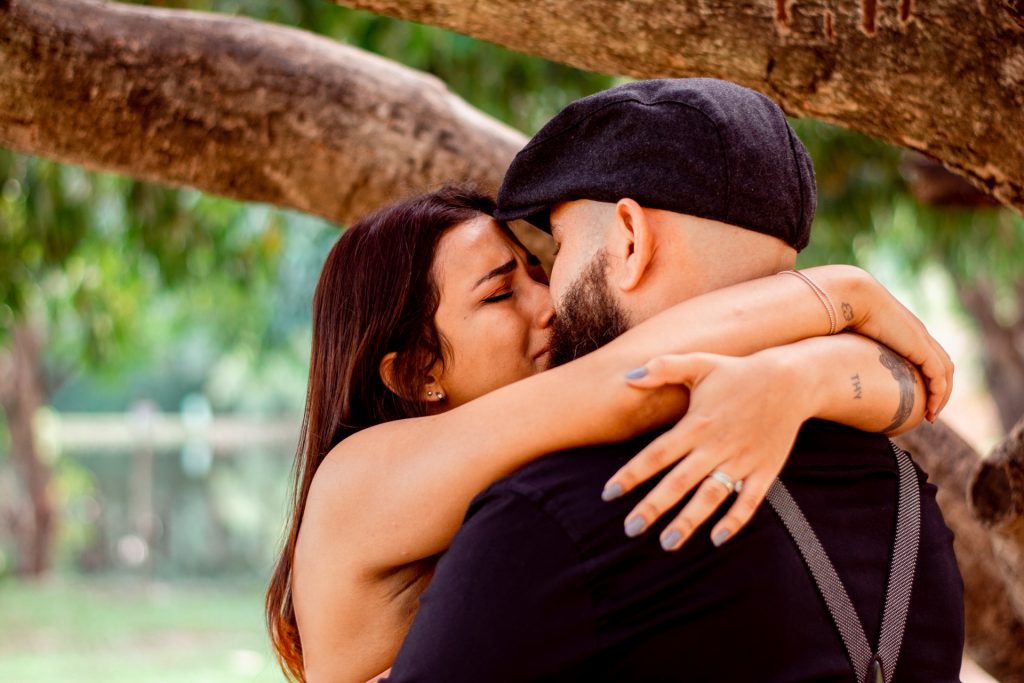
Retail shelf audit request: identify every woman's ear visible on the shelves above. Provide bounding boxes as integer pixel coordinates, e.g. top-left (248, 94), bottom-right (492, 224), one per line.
top-left (379, 352), bottom-right (446, 403)
top-left (379, 352), bottom-right (403, 397)
top-left (613, 198), bottom-right (655, 292)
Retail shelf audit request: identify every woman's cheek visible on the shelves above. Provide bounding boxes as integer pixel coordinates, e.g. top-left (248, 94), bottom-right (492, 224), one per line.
top-left (485, 310), bottom-right (524, 373)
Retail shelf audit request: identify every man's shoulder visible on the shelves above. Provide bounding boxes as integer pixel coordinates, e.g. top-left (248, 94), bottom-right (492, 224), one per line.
top-left (465, 434), bottom-right (659, 543)
top-left (482, 433), bottom-right (656, 500)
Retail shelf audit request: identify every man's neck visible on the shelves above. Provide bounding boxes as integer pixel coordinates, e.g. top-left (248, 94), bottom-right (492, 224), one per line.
top-left (623, 261), bottom-right (793, 329)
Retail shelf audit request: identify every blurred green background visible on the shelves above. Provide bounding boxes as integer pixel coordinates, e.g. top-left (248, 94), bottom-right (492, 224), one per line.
top-left (1, 1), bottom-right (1021, 681)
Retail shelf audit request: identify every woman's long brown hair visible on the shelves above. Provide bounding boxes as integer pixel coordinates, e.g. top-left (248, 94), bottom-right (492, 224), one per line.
top-left (265, 187), bottom-right (497, 682)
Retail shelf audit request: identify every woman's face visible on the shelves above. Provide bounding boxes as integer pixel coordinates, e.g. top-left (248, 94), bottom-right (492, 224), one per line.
top-left (430, 215), bottom-right (554, 408)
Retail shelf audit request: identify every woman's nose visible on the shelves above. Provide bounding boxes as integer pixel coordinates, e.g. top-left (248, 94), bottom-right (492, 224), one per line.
top-left (538, 300), bottom-right (555, 329)
top-left (529, 280), bottom-right (555, 329)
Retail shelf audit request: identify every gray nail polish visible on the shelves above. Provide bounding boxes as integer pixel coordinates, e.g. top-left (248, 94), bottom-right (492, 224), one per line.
top-left (602, 482), bottom-right (624, 502)
top-left (625, 516), bottom-right (647, 537)
top-left (712, 529), bottom-right (731, 547)
top-left (625, 367), bottom-right (648, 380)
top-left (661, 529), bottom-right (682, 551)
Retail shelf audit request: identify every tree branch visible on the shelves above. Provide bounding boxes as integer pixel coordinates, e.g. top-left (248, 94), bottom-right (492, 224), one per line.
top-left (334, 0), bottom-right (1024, 214)
top-left (0, 0), bottom-right (528, 227)
top-left (970, 413), bottom-right (1024, 625)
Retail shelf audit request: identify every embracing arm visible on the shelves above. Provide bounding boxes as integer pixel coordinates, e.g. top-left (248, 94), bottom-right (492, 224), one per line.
top-left (790, 332), bottom-right (924, 436)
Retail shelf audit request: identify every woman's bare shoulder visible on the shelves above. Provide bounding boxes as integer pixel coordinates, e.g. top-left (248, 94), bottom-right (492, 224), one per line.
top-left (304, 416), bottom-right (433, 522)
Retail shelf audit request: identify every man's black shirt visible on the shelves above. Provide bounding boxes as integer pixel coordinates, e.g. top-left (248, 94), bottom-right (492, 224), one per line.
top-left (385, 420), bottom-right (964, 682)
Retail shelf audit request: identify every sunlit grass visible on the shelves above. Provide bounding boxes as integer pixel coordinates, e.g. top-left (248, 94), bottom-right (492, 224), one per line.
top-left (0, 577), bottom-right (285, 683)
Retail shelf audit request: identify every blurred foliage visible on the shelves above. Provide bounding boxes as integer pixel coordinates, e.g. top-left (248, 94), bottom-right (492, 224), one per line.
top-left (0, 152), bottom-right (283, 381)
top-left (796, 120), bottom-right (1024, 285)
top-left (794, 120), bottom-right (1024, 329)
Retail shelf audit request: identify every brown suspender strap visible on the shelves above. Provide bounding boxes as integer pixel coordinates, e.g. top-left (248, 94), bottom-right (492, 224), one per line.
top-left (765, 442), bottom-right (922, 683)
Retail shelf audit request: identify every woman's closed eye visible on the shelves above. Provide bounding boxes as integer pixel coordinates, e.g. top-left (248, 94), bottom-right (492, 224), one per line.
top-left (483, 290), bottom-right (513, 303)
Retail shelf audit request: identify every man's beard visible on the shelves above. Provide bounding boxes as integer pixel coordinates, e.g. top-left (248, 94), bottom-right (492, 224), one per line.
top-left (548, 252), bottom-right (630, 368)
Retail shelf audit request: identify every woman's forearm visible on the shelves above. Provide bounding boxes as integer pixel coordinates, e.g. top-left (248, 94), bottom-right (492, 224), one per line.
top-left (762, 332), bottom-right (927, 435)
top-left (592, 264), bottom-right (864, 365)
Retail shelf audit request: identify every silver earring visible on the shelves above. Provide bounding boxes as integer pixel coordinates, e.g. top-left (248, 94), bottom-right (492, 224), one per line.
top-left (427, 391), bottom-right (435, 397)
top-left (436, 392), bottom-right (445, 400)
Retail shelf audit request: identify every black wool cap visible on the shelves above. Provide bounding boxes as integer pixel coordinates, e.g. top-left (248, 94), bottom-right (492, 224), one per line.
top-left (494, 78), bottom-right (816, 251)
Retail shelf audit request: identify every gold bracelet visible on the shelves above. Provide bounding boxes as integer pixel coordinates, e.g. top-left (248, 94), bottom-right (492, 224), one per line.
top-left (780, 269), bottom-right (838, 335)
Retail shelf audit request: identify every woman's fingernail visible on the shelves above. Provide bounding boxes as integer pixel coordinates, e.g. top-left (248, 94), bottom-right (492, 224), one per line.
top-left (625, 367), bottom-right (648, 380)
top-left (602, 482), bottom-right (624, 501)
top-left (661, 529), bottom-right (682, 551)
top-left (712, 529), bottom-right (731, 547)
top-left (625, 516), bottom-right (647, 537)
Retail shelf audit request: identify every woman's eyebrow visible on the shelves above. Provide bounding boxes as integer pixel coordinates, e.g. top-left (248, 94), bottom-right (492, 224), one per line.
top-left (472, 258), bottom-right (517, 290)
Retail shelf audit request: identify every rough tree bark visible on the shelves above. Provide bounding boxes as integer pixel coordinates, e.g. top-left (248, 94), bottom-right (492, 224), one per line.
top-left (970, 414), bottom-right (1024, 622)
top-left (0, 324), bottom-right (55, 576)
top-left (334, 0), bottom-right (1024, 216)
top-left (0, 0), bottom-right (527, 227)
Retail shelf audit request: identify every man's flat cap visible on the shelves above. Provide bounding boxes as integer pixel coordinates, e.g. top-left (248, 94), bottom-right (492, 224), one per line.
top-left (494, 78), bottom-right (816, 251)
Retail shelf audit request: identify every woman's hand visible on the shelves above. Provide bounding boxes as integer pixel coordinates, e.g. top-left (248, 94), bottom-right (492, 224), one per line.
top-left (602, 349), bottom-right (822, 552)
top-left (808, 265), bottom-right (954, 421)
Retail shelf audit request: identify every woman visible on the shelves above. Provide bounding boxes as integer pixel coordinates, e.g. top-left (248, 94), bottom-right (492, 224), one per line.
top-left (266, 187), bottom-right (950, 683)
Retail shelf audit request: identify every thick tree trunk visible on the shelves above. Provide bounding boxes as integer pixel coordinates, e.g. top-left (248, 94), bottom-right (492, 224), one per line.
top-left (896, 421), bottom-right (1024, 683)
top-left (969, 413), bottom-right (1024, 619)
top-left (0, 0), bottom-right (527, 227)
top-left (0, 325), bottom-right (55, 576)
top-left (335, 0), bottom-right (1024, 215)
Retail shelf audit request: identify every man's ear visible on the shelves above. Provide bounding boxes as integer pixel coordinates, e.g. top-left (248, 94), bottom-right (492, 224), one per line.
top-left (379, 352), bottom-right (445, 403)
top-left (612, 198), bottom-right (655, 292)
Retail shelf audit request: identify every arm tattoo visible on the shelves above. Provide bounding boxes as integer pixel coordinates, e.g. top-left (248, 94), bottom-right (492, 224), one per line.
top-left (851, 373), bottom-right (863, 399)
top-left (841, 302), bottom-right (855, 322)
top-left (877, 344), bottom-right (917, 432)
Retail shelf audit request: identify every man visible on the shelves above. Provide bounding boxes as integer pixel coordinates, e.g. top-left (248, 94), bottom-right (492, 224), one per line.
top-left (384, 79), bottom-right (963, 681)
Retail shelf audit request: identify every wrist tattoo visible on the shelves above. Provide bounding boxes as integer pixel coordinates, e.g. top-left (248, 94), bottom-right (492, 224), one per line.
top-left (841, 302), bottom-right (855, 322)
top-left (877, 344), bottom-right (916, 431)
top-left (851, 373), bottom-right (863, 399)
